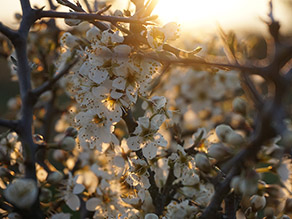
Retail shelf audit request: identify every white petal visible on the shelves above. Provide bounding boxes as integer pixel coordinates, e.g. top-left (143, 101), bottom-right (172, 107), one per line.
top-left (126, 86), bottom-right (137, 103)
top-left (92, 86), bottom-right (108, 99)
top-left (86, 198), bottom-right (101, 211)
top-left (138, 117), bottom-right (150, 129)
top-left (78, 61), bottom-right (91, 76)
top-left (151, 96), bottom-right (166, 110)
top-left (127, 136), bottom-right (141, 151)
top-left (162, 22), bottom-right (180, 41)
top-left (73, 184), bottom-right (85, 194)
top-left (112, 77), bottom-right (126, 90)
top-left (88, 68), bottom-right (108, 84)
top-left (150, 114), bottom-right (165, 130)
top-left (113, 44), bottom-right (131, 55)
top-left (86, 26), bottom-right (101, 42)
top-left (142, 142), bottom-right (158, 159)
top-left (106, 104), bottom-right (122, 123)
top-left (110, 31), bottom-right (124, 43)
top-left (113, 156), bottom-right (125, 168)
top-left (110, 90), bottom-right (123, 99)
top-left (60, 32), bottom-right (78, 48)
top-left (138, 189), bottom-right (146, 201)
top-left (154, 133), bottom-right (168, 147)
top-left (65, 193), bottom-right (80, 211)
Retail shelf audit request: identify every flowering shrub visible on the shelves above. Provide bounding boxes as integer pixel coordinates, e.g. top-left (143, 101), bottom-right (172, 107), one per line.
top-left (0, 0), bottom-right (292, 218)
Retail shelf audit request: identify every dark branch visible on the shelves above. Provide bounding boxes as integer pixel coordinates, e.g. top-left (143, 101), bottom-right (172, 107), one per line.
top-left (240, 73), bottom-right (264, 109)
top-left (200, 167), bottom-right (239, 219)
top-left (20, 0), bottom-right (32, 15)
top-left (38, 10), bottom-right (150, 24)
top-left (47, 0), bottom-right (58, 10)
top-left (0, 23), bottom-right (18, 42)
top-left (142, 53), bottom-right (264, 76)
top-left (56, 0), bottom-right (109, 31)
top-left (0, 119), bottom-right (19, 131)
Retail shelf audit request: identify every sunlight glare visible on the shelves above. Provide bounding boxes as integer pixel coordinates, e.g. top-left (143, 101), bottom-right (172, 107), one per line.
top-left (153, 0), bottom-right (267, 31)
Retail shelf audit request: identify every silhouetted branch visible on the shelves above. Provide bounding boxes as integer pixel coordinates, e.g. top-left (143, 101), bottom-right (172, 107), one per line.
top-left (56, 0), bottom-right (109, 31)
top-left (240, 73), bottom-right (264, 109)
top-left (200, 167), bottom-right (238, 219)
top-left (0, 119), bottom-right (19, 131)
top-left (38, 10), bottom-right (150, 24)
top-left (0, 23), bottom-right (18, 42)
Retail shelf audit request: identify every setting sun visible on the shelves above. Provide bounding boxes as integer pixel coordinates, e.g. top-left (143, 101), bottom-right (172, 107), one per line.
top-left (153, 0), bottom-right (270, 31)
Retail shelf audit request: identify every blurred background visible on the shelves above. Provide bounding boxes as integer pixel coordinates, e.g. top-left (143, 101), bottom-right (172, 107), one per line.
top-left (1, 0), bottom-right (292, 33)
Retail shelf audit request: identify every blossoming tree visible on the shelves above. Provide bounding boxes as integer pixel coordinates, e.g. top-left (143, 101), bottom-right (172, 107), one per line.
top-left (0, 0), bottom-right (292, 218)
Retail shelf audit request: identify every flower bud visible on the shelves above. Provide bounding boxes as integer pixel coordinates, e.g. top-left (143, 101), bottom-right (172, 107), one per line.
top-left (53, 149), bottom-right (67, 162)
top-left (86, 27), bottom-right (101, 42)
top-left (215, 124), bottom-right (233, 142)
top-left (250, 195), bottom-right (266, 211)
top-left (65, 18), bottom-right (82, 26)
top-left (39, 91), bottom-right (52, 102)
top-left (239, 171), bottom-right (260, 196)
top-left (232, 97), bottom-right (247, 115)
top-left (7, 212), bottom-right (22, 219)
top-left (265, 185), bottom-right (286, 199)
top-left (60, 32), bottom-right (79, 48)
top-left (225, 132), bottom-right (245, 146)
top-left (4, 179), bottom-right (38, 209)
top-left (65, 127), bottom-right (78, 138)
top-left (230, 176), bottom-right (241, 193)
top-left (60, 136), bottom-right (76, 151)
top-left (145, 213), bottom-right (159, 219)
top-left (39, 188), bottom-right (52, 203)
top-left (207, 143), bottom-right (232, 161)
top-left (264, 207), bottom-right (275, 218)
top-left (194, 153), bottom-right (212, 172)
top-left (279, 130), bottom-right (292, 148)
top-left (0, 167), bottom-right (10, 177)
top-left (47, 171), bottom-right (63, 184)
top-left (7, 97), bottom-right (20, 110)
top-left (285, 198), bottom-right (292, 213)
top-left (113, 9), bottom-right (124, 17)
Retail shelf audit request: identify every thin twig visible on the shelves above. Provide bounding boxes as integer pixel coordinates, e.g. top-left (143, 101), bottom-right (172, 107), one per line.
top-left (32, 58), bottom-right (78, 97)
top-left (240, 73), bottom-right (264, 109)
top-left (200, 167), bottom-right (239, 219)
top-left (82, 0), bottom-right (92, 13)
top-left (142, 53), bottom-right (264, 76)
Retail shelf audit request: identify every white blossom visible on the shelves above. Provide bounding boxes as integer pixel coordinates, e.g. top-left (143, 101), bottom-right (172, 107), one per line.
top-left (4, 179), bottom-right (38, 209)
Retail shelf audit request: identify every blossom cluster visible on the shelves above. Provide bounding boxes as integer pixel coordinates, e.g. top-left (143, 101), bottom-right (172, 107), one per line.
top-left (1, 0), bottom-right (292, 219)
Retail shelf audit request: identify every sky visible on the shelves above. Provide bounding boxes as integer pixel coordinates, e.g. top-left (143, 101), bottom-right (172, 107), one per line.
top-left (0, 0), bottom-right (291, 34)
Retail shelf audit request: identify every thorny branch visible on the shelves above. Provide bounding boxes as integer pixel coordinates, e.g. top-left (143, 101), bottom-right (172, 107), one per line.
top-left (37, 10), bottom-right (152, 24)
top-left (0, 119), bottom-right (19, 132)
top-left (200, 1), bottom-right (292, 218)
